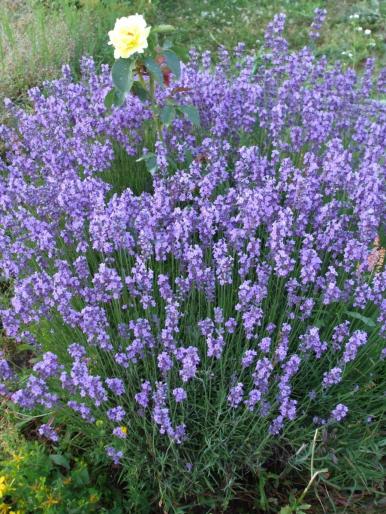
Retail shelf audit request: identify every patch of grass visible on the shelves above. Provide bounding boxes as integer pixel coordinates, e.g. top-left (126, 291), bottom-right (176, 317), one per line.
top-left (159, 0), bottom-right (385, 67)
top-left (0, 0), bottom-right (145, 121)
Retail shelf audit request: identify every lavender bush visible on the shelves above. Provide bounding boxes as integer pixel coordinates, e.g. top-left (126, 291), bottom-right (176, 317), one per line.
top-left (0, 12), bottom-right (385, 511)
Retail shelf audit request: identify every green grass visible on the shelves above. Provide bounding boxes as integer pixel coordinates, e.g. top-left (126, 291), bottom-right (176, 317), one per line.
top-left (159, 0), bottom-right (385, 69)
top-left (0, 0), bottom-right (148, 121)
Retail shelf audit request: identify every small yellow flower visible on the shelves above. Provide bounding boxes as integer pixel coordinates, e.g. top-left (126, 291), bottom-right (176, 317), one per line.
top-left (0, 477), bottom-right (12, 500)
top-left (120, 426), bottom-right (128, 435)
top-left (11, 453), bottom-right (23, 463)
top-left (0, 503), bottom-right (21, 514)
top-left (41, 495), bottom-right (60, 508)
top-left (0, 503), bottom-right (9, 514)
top-left (108, 14), bottom-right (151, 59)
top-left (0, 478), bottom-right (6, 499)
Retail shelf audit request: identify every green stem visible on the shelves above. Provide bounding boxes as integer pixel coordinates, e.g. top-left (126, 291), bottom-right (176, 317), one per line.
top-left (148, 74), bottom-right (163, 143)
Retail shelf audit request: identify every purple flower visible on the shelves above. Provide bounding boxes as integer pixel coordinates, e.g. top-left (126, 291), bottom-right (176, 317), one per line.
top-left (330, 403), bottom-right (348, 422)
top-left (342, 331), bottom-right (367, 363)
top-left (252, 358), bottom-right (273, 393)
top-left (67, 401), bottom-right (95, 423)
top-left (266, 323), bottom-right (276, 334)
top-left (106, 446), bottom-right (123, 465)
top-left (300, 327), bottom-right (327, 359)
top-left (244, 389), bottom-right (261, 411)
top-left (107, 406), bottom-right (126, 422)
top-left (300, 236), bottom-right (322, 284)
top-left (332, 322), bottom-right (350, 350)
top-left (313, 416), bottom-right (326, 426)
top-left (322, 367), bottom-right (342, 388)
top-left (241, 349), bottom-right (257, 368)
top-left (175, 346), bottom-right (200, 382)
top-left (269, 415), bottom-right (285, 435)
top-left (152, 382), bottom-right (186, 443)
top-left (228, 382), bottom-right (244, 408)
top-left (68, 344), bottom-right (87, 360)
top-left (225, 318), bottom-right (237, 334)
top-left (281, 355), bottom-right (301, 382)
top-left (259, 337), bottom-right (271, 353)
top-left (157, 351), bottom-right (173, 374)
top-left (172, 387), bottom-right (187, 403)
top-left (33, 352), bottom-right (62, 379)
top-left (38, 423), bottom-right (59, 442)
top-left (105, 378), bottom-right (125, 396)
top-left (0, 353), bottom-right (14, 381)
top-left (309, 8), bottom-right (327, 40)
top-left (0, 384), bottom-right (9, 396)
top-left (198, 318), bottom-right (214, 338)
top-left (206, 334), bottom-right (225, 359)
top-left (112, 426), bottom-right (127, 439)
top-left (135, 381), bottom-right (152, 409)
top-left (92, 263), bottom-right (122, 302)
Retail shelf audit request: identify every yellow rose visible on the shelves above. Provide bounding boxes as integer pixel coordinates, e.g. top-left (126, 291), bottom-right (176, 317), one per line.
top-left (108, 14), bottom-right (151, 59)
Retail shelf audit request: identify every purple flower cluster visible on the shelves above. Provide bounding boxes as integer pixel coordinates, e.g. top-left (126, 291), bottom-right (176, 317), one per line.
top-left (0, 14), bottom-right (385, 464)
top-left (330, 403), bottom-right (349, 422)
top-left (38, 423), bottom-right (59, 442)
top-left (309, 8), bottom-right (327, 40)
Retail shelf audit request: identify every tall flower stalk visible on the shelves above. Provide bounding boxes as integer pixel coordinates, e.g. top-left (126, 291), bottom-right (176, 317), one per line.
top-left (105, 14), bottom-right (199, 174)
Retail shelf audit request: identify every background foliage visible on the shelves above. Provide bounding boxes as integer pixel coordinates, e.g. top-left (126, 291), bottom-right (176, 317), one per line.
top-left (1, 0), bottom-right (385, 120)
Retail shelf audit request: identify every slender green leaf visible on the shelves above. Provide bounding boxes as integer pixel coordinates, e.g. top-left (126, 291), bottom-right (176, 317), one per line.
top-left (16, 343), bottom-right (33, 353)
top-left (111, 58), bottom-right (134, 93)
top-left (164, 49), bottom-right (181, 79)
top-left (144, 57), bottom-right (163, 85)
top-left (160, 105), bottom-right (176, 125)
top-left (347, 311), bottom-right (376, 327)
top-left (178, 104), bottom-right (200, 127)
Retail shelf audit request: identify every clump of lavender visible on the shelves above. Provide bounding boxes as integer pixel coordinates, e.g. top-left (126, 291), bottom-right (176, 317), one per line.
top-left (0, 12), bottom-right (385, 510)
